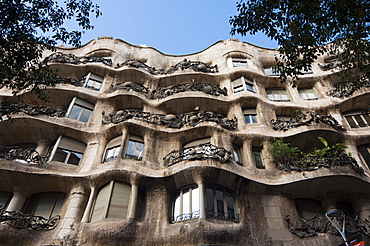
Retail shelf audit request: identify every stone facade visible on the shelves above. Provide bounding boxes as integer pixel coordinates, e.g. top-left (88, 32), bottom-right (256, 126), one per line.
top-left (0, 37), bottom-right (370, 245)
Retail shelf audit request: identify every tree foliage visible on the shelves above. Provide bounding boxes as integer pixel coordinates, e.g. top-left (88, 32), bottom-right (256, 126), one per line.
top-left (230, 0), bottom-right (370, 90)
top-left (0, 0), bottom-right (101, 98)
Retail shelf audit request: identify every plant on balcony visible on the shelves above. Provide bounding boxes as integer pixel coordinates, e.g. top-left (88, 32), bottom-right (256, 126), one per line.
top-left (268, 137), bottom-right (364, 173)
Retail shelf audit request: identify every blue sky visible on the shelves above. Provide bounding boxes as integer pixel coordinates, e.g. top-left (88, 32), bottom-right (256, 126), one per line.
top-left (71, 0), bottom-right (278, 55)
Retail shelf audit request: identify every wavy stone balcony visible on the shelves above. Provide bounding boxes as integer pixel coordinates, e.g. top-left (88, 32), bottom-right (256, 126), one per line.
top-left (0, 206), bottom-right (60, 231)
top-left (0, 147), bottom-right (46, 165)
top-left (102, 109), bottom-right (237, 130)
top-left (286, 214), bottom-right (370, 239)
top-left (163, 143), bottom-right (232, 167)
top-left (271, 111), bottom-right (346, 132)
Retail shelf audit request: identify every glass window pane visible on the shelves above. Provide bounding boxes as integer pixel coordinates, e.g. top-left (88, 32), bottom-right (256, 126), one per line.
top-left (359, 146), bottom-right (370, 168)
top-left (173, 192), bottom-right (181, 220)
top-left (67, 152), bottom-right (82, 165)
top-left (205, 188), bottom-right (214, 216)
top-left (52, 148), bottom-right (69, 163)
top-left (68, 105), bottom-right (82, 120)
top-left (299, 91), bottom-right (308, 100)
top-left (182, 188), bottom-right (190, 214)
top-left (134, 142), bottom-right (143, 158)
top-left (245, 83), bottom-right (254, 92)
top-left (244, 115), bottom-right (251, 124)
top-left (79, 108), bottom-right (92, 123)
top-left (354, 115), bottom-right (367, 127)
top-left (51, 193), bottom-right (66, 217)
top-left (253, 151), bottom-right (264, 169)
top-left (191, 187), bottom-right (199, 214)
top-left (251, 115), bottom-right (258, 123)
top-left (226, 191), bottom-right (235, 219)
top-left (216, 189), bottom-right (224, 216)
top-left (0, 191), bottom-right (12, 208)
top-left (125, 141), bottom-right (135, 158)
top-left (233, 84), bottom-right (244, 93)
top-left (33, 193), bottom-right (59, 219)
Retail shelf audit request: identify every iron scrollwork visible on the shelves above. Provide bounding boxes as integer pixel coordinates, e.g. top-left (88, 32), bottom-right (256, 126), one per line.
top-left (271, 110), bottom-right (346, 132)
top-left (163, 143), bottom-right (232, 167)
top-left (150, 81), bottom-right (227, 99)
top-left (0, 146), bottom-right (46, 165)
top-left (172, 210), bottom-right (200, 223)
top-left (44, 52), bottom-right (112, 66)
top-left (286, 214), bottom-right (370, 238)
top-left (102, 109), bottom-right (237, 130)
top-left (0, 206), bottom-right (60, 230)
top-left (0, 102), bottom-right (65, 118)
top-left (205, 209), bottom-right (240, 222)
top-left (116, 59), bottom-right (218, 75)
top-left (107, 81), bottom-right (149, 94)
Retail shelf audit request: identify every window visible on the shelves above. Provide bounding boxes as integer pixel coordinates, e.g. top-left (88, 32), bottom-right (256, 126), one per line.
top-left (228, 57), bottom-right (248, 68)
top-left (49, 136), bottom-right (86, 165)
top-left (264, 66), bottom-right (281, 76)
top-left (81, 73), bottom-right (103, 91)
top-left (66, 97), bottom-right (94, 123)
top-left (104, 136), bottom-right (122, 162)
top-left (295, 198), bottom-right (325, 220)
top-left (231, 77), bottom-right (254, 93)
top-left (183, 137), bottom-right (211, 149)
top-left (243, 108), bottom-right (258, 124)
top-left (205, 186), bottom-right (238, 221)
top-left (172, 185), bottom-right (200, 223)
top-left (252, 148), bottom-right (264, 169)
top-left (0, 191), bottom-right (12, 209)
top-left (233, 145), bottom-right (242, 165)
top-left (90, 181), bottom-right (131, 222)
top-left (266, 88), bottom-right (290, 101)
top-left (299, 88), bottom-right (318, 100)
top-left (171, 185), bottom-right (239, 223)
top-left (124, 134), bottom-right (144, 161)
top-left (23, 192), bottom-right (66, 219)
top-left (358, 145), bottom-right (370, 168)
top-left (344, 110), bottom-right (370, 128)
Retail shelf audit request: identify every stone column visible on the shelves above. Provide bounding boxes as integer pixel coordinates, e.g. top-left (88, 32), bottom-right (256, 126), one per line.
top-left (81, 187), bottom-right (96, 223)
top-left (127, 183), bottom-right (138, 220)
top-left (7, 188), bottom-right (29, 211)
top-left (35, 139), bottom-right (50, 156)
top-left (197, 181), bottom-right (206, 219)
top-left (357, 199), bottom-right (370, 219)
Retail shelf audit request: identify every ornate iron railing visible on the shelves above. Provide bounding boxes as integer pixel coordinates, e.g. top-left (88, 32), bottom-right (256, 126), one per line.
top-left (328, 81), bottom-right (370, 98)
top-left (274, 153), bottom-right (364, 173)
top-left (0, 146), bottom-right (46, 165)
top-left (0, 102), bottom-right (65, 118)
top-left (163, 143), bottom-right (232, 167)
top-left (115, 59), bottom-right (218, 75)
top-left (171, 210), bottom-right (200, 223)
top-left (0, 206), bottom-right (60, 230)
top-left (44, 52), bottom-right (112, 66)
top-left (271, 111), bottom-right (346, 132)
top-left (107, 81), bottom-right (149, 94)
top-left (286, 214), bottom-right (370, 238)
top-left (150, 81), bottom-right (227, 99)
top-left (102, 109), bottom-right (237, 130)
top-left (205, 209), bottom-right (240, 222)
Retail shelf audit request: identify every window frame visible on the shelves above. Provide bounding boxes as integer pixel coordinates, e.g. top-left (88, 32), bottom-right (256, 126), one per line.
top-left (298, 87), bottom-right (318, 100)
top-left (243, 108), bottom-right (258, 124)
top-left (205, 186), bottom-right (239, 221)
top-left (344, 110), bottom-right (370, 129)
top-left (228, 57), bottom-right (249, 68)
top-left (266, 88), bottom-right (290, 102)
top-left (0, 191), bottom-right (12, 210)
top-left (231, 76), bottom-right (255, 93)
top-left (252, 147), bottom-right (264, 169)
top-left (124, 134), bottom-right (144, 161)
top-left (358, 145), bottom-right (370, 168)
top-left (103, 136), bottom-right (122, 163)
top-left (22, 192), bottom-right (66, 219)
top-left (66, 97), bottom-right (94, 123)
top-left (90, 181), bottom-right (131, 222)
top-left (263, 66), bottom-right (281, 76)
top-left (172, 185), bottom-right (200, 223)
top-left (82, 72), bottom-right (104, 91)
top-left (48, 136), bottom-right (86, 166)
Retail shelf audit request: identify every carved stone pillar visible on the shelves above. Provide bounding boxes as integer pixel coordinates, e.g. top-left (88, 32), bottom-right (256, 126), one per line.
top-left (7, 188), bottom-right (29, 211)
top-left (127, 183), bottom-right (138, 220)
top-left (36, 139), bottom-right (50, 156)
top-left (81, 187), bottom-right (96, 223)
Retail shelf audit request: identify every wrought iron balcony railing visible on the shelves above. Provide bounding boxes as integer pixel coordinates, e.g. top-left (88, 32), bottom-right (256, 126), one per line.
top-left (205, 209), bottom-right (240, 222)
top-left (0, 103), bottom-right (65, 118)
top-left (115, 59), bottom-right (218, 75)
top-left (171, 210), bottom-right (200, 223)
top-left (102, 109), bottom-right (237, 130)
top-left (271, 111), bottom-right (346, 132)
top-left (286, 214), bottom-right (370, 238)
top-left (44, 52), bottom-right (112, 66)
top-left (0, 206), bottom-right (60, 230)
top-left (163, 143), bottom-right (232, 167)
top-left (0, 146), bottom-right (46, 165)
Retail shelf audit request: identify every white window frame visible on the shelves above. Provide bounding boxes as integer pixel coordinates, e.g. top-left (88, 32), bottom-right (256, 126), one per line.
top-left (344, 110), bottom-right (370, 129)
top-left (66, 97), bottom-right (94, 123)
top-left (227, 57), bottom-right (249, 68)
top-left (48, 135), bottom-right (86, 165)
top-left (231, 76), bottom-right (255, 93)
top-left (243, 108), bottom-right (258, 124)
top-left (103, 136), bottom-right (122, 162)
top-left (82, 73), bottom-right (104, 91)
top-left (266, 88), bottom-right (290, 101)
top-left (299, 87), bottom-right (318, 100)
top-left (124, 134), bottom-right (144, 161)
top-left (172, 185), bottom-right (200, 223)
